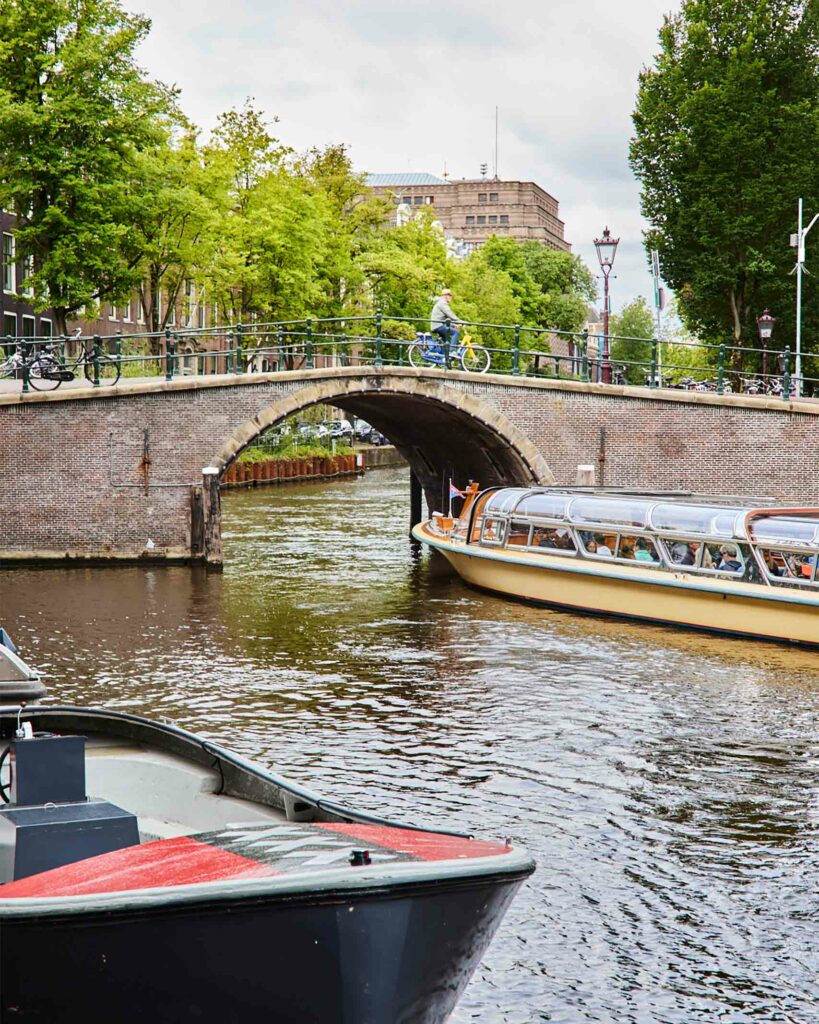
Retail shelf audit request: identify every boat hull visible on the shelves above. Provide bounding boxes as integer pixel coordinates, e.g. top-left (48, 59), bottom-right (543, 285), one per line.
top-left (1, 872), bottom-right (525, 1022)
top-left (416, 527), bottom-right (819, 647)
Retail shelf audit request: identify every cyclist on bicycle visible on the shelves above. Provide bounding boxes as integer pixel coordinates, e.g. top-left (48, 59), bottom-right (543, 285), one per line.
top-left (430, 288), bottom-right (461, 347)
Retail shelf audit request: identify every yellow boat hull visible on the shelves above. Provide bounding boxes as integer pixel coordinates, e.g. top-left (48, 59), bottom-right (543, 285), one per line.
top-left (414, 524), bottom-right (819, 648)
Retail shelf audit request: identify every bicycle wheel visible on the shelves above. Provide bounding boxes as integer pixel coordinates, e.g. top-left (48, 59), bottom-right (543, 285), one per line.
top-left (83, 354), bottom-right (121, 386)
top-left (460, 345), bottom-right (490, 373)
top-left (408, 342), bottom-right (428, 368)
top-left (27, 355), bottom-right (62, 391)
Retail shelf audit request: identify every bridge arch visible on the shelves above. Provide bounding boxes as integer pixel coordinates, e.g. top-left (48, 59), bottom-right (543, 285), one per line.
top-left (211, 375), bottom-right (553, 509)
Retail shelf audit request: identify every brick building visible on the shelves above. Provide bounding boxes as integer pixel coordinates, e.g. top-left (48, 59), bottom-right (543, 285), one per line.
top-left (365, 173), bottom-right (570, 255)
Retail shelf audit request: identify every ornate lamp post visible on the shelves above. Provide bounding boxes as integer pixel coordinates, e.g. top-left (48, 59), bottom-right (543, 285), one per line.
top-left (756, 308), bottom-right (775, 384)
top-left (594, 227), bottom-right (619, 384)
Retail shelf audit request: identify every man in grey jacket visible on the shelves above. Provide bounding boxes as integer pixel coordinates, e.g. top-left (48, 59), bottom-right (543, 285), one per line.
top-left (430, 288), bottom-right (461, 346)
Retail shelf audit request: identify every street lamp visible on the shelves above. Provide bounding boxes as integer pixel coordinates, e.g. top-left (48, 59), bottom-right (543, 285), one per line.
top-left (794, 198), bottom-right (819, 397)
top-left (756, 309), bottom-right (775, 383)
top-left (594, 227), bottom-right (619, 384)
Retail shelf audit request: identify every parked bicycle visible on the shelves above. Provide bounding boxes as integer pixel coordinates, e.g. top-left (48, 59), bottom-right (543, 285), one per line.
top-left (408, 331), bottom-right (491, 373)
top-left (0, 333), bottom-right (120, 391)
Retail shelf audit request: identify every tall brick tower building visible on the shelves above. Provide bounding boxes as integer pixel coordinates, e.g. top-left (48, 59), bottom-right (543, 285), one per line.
top-left (366, 172), bottom-right (570, 254)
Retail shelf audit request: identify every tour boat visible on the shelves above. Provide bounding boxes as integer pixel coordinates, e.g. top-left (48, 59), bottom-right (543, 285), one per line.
top-left (0, 636), bottom-right (534, 1022)
top-left (413, 485), bottom-right (819, 647)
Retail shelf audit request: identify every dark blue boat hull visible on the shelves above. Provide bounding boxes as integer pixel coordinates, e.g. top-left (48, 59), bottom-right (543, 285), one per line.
top-left (1, 873), bottom-right (526, 1022)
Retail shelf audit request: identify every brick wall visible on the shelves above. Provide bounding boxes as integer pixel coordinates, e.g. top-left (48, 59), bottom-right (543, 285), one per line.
top-left (0, 369), bottom-right (815, 565)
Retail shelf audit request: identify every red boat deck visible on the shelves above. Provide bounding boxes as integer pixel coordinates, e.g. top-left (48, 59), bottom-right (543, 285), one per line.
top-left (1, 822), bottom-right (512, 897)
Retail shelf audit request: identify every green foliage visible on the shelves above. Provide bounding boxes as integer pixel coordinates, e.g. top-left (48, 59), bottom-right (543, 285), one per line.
top-left (238, 441), bottom-right (353, 463)
top-left (356, 207), bottom-right (449, 322)
top-left (610, 297), bottom-right (655, 382)
top-left (0, 0), bottom-right (177, 333)
top-left (631, 0), bottom-right (819, 352)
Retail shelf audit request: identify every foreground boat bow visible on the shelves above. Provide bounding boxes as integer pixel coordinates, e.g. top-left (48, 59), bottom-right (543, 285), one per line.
top-left (0, 702), bottom-right (532, 1023)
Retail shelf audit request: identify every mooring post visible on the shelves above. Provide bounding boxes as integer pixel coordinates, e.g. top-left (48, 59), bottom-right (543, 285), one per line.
top-left (201, 467), bottom-right (224, 571)
top-left (409, 471), bottom-right (423, 539)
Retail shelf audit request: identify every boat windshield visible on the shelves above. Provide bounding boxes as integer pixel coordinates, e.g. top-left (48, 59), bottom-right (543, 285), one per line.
top-left (568, 497), bottom-right (652, 530)
top-left (513, 492), bottom-right (573, 520)
top-left (749, 516), bottom-right (819, 547)
top-left (649, 503), bottom-right (742, 538)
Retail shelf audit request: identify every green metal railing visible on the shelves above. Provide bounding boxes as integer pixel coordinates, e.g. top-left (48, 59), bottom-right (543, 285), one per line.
top-left (0, 316), bottom-right (816, 402)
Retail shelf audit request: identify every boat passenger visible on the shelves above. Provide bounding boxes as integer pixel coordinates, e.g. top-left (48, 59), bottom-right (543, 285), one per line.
top-left (671, 542), bottom-right (694, 566)
top-left (718, 545), bottom-right (742, 572)
top-left (634, 538), bottom-right (655, 562)
top-left (594, 535), bottom-right (613, 557)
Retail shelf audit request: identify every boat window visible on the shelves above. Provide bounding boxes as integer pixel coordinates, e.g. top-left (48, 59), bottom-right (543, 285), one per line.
top-left (664, 539), bottom-right (702, 568)
top-left (618, 535), bottom-right (660, 564)
top-left (452, 517), bottom-right (469, 541)
top-left (578, 531), bottom-right (617, 558)
top-left (531, 527), bottom-right (576, 554)
top-left (481, 517), bottom-right (506, 545)
top-left (507, 521), bottom-right (532, 546)
top-left (514, 492), bottom-right (573, 520)
top-left (749, 516), bottom-right (819, 547)
top-left (485, 489), bottom-right (527, 514)
top-left (569, 497), bottom-right (651, 529)
top-left (704, 542), bottom-right (745, 574)
top-left (651, 503), bottom-right (743, 538)
top-left (759, 548), bottom-right (817, 584)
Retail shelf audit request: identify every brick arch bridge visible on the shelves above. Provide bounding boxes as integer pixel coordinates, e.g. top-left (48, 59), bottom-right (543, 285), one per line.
top-left (0, 365), bottom-right (817, 567)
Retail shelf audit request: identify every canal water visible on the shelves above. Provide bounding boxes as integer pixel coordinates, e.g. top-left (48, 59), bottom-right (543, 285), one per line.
top-left (3, 466), bottom-right (819, 1023)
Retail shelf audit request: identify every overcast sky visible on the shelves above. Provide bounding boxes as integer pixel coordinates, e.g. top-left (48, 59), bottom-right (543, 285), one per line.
top-left (133, 0), bottom-right (679, 312)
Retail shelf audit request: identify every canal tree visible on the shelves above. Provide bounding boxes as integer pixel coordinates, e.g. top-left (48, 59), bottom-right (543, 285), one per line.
top-left (630, 0), bottom-right (819, 357)
top-left (0, 0), bottom-right (177, 334)
top-left (610, 297), bottom-right (655, 384)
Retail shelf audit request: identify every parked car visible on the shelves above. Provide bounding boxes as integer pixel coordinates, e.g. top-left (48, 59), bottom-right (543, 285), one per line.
top-left (325, 418), bottom-right (354, 439)
top-left (353, 418), bottom-right (372, 441)
top-left (364, 427), bottom-right (387, 446)
top-left (297, 423), bottom-right (329, 440)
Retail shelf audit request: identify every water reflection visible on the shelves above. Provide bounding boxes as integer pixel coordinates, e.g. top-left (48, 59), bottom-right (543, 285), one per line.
top-left (1, 468), bottom-right (819, 1022)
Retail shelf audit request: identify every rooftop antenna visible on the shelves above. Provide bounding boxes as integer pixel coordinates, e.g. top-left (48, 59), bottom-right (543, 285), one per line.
top-left (494, 106), bottom-right (499, 179)
top-left (480, 163), bottom-right (488, 178)
top-left (442, 159), bottom-right (449, 180)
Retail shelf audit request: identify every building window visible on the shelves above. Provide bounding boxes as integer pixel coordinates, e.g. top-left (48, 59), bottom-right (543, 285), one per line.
top-left (413, 195), bottom-right (423, 205)
top-left (500, 215), bottom-right (509, 224)
top-left (425, 195), bottom-right (434, 204)
top-left (3, 234), bottom-right (15, 293)
top-left (122, 299), bottom-right (132, 323)
top-left (22, 255), bottom-right (34, 297)
top-left (21, 315), bottom-right (35, 339)
top-left (489, 215), bottom-right (497, 224)
top-left (466, 216), bottom-right (475, 225)
top-left (489, 192), bottom-right (498, 202)
top-left (184, 279), bottom-right (194, 325)
top-left (477, 215), bottom-right (486, 225)
top-left (197, 294), bottom-right (206, 329)
top-left (478, 193), bottom-right (487, 203)
top-left (3, 312), bottom-right (16, 339)
top-left (109, 304), bottom-right (117, 320)
top-left (39, 318), bottom-right (52, 338)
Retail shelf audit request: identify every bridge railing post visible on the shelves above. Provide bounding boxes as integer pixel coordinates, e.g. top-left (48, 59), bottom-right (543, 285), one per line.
top-left (782, 346), bottom-right (791, 401)
top-left (512, 324), bottom-right (521, 376)
top-left (716, 344), bottom-right (725, 395)
top-left (277, 326), bottom-right (284, 370)
top-left (92, 334), bottom-right (102, 387)
top-left (580, 329), bottom-right (589, 381)
top-left (164, 328), bottom-right (174, 381)
top-left (114, 329), bottom-right (122, 378)
top-left (649, 337), bottom-right (658, 389)
top-left (236, 322), bottom-right (244, 372)
top-left (226, 330), bottom-right (234, 374)
top-left (21, 337), bottom-right (29, 393)
top-left (374, 310), bottom-right (383, 368)
top-left (305, 319), bottom-right (313, 369)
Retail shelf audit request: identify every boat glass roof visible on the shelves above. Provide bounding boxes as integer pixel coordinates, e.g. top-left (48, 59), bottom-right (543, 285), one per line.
top-left (484, 488), bottom-right (529, 514)
top-left (567, 497), bottom-right (652, 529)
top-left (649, 503), bottom-right (743, 538)
top-left (512, 492), bottom-right (573, 519)
top-left (749, 516), bottom-right (819, 547)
